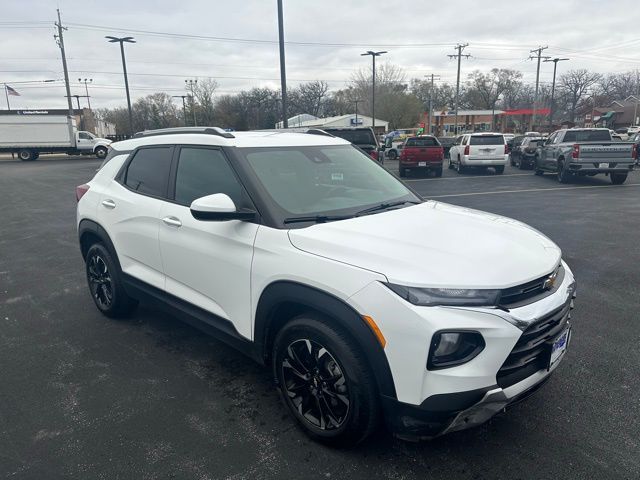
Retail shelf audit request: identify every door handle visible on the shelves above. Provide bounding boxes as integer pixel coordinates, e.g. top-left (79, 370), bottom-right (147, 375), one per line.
top-left (101, 199), bottom-right (116, 209)
top-left (162, 216), bottom-right (182, 228)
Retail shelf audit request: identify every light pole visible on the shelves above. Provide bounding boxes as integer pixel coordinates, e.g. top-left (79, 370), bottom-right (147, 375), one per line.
top-left (361, 50), bottom-right (387, 133)
top-left (277, 0), bottom-right (288, 128)
top-left (185, 79), bottom-right (198, 126)
top-left (78, 78), bottom-right (93, 111)
top-left (544, 57), bottom-right (570, 130)
top-left (172, 95), bottom-right (189, 126)
top-left (351, 98), bottom-right (362, 125)
top-left (105, 36), bottom-right (136, 136)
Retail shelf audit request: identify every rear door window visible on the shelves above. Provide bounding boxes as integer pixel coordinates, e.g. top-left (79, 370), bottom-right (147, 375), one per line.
top-left (124, 146), bottom-right (173, 198)
top-left (469, 135), bottom-right (504, 145)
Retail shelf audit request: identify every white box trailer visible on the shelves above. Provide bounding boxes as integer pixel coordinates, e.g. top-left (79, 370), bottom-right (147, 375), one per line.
top-left (0, 115), bottom-right (112, 161)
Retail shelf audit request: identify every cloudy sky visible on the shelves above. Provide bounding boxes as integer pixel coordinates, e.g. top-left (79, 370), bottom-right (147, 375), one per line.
top-left (2, 0), bottom-right (638, 110)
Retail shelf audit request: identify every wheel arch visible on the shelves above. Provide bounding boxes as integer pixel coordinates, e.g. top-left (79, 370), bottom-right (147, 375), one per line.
top-left (254, 280), bottom-right (397, 399)
top-left (78, 219), bottom-right (120, 270)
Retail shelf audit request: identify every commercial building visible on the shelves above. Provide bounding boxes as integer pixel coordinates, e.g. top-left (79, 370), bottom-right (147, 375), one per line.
top-left (276, 113), bottom-right (389, 135)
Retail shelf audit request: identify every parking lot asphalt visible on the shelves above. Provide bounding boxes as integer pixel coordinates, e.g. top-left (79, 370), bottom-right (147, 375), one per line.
top-left (1, 155), bottom-right (639, 479)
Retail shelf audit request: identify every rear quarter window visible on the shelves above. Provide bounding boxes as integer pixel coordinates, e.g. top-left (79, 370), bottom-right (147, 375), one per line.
top-left (123, 146), bottom-right (173, 198)
top-left (469, 135), bottom-right (504, 145)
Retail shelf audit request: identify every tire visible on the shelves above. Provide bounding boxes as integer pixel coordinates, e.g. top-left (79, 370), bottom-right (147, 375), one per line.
top-left (510, 154), bottom-right (516, 166)
top-left (495, 165), bottom-right (505, 174)
top-left (610, 172), bottom-right (628, 185)
top-left (273, 314), bottom-right (380, 447)
top-left (456, 157), bottom-right (465, 174)
top-left (85, 243), bottom-right (138, 318)
top-left (518, 158), bottom-right (528, 170)
top-left (387, 150), bottom-right (397, 160)
top-left (434, 167), bottom-right (443, 177)
top-left (95, 146), bottom-right (108, 159)
top-left (535, 169), bottom-right (544, 176)
top-left (399, 167), bottom-right (407, 178)
top-left (557, 159), bottom-right (571, 183)
top-left (18, 149), bottom-right (36, 161)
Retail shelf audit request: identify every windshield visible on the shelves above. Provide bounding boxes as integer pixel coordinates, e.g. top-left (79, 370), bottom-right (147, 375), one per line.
top-left (325, 129), bottom-right (376, 146)
top-left (238, 145), bottom-right (419, 221)
top-left (470, 135), bottom-right (504, 145)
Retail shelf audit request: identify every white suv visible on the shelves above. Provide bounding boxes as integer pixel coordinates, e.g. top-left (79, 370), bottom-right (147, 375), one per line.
top-left (448, 132), bottom-right (509, 174)
top-left (77, 127), bottom-right (576, 446)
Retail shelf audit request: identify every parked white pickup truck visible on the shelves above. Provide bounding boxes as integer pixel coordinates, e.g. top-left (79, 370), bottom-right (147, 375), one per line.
top-left (535, 128), bottom-right (637, 184)
top-left (0, 114), bottom-right (112, 161)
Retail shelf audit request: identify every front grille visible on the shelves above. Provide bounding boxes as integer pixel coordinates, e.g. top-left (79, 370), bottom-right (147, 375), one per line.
top-left (497, 301), bottom-right (571, 389)
top-left (499, 265), bottom-right (563, 307)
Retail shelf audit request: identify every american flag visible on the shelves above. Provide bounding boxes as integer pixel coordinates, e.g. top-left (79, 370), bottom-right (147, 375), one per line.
top-left (5, 85), bottom-right (20, 96)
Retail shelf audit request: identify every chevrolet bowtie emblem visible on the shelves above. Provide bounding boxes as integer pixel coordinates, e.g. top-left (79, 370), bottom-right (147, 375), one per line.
top-left (543, 269), bottom-right (559, 290)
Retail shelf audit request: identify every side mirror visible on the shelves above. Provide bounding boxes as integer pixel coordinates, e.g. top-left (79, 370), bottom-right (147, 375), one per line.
top-left (190, 193), bottom-right (255, 221)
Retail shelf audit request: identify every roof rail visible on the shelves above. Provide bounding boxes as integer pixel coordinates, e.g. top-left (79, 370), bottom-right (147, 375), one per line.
top-left (132, 127), bottom-right (235, 139)
top-left (254, 127), bottom-right (335, 138)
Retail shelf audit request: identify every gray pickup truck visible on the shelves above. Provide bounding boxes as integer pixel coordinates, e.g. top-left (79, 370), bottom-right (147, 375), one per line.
top-left (535, 128), bottom-right (637, 184)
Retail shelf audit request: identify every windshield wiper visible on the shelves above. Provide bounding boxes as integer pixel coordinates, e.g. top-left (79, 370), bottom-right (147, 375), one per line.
top-left (283, 214), bottom-right (354, 224)
top-left (355, 200), bottom-right (421, 217)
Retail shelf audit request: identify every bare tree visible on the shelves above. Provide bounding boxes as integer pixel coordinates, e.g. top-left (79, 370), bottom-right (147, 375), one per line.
top-left (289, 81), bottom-right (329, 117)
top-left (193, 78), bottom-right (219, 126)
top-left (559, 69), bottom-right (602, 122)
top-left (464, 69), bottom-right (523, 111)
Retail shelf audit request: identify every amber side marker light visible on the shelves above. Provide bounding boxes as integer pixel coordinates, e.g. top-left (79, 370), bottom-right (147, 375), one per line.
top-left (362, 315), bottom-right (387, 349)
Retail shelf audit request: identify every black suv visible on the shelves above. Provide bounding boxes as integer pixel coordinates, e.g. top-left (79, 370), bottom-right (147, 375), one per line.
top-left (322, 127), bottom-right (382, 163)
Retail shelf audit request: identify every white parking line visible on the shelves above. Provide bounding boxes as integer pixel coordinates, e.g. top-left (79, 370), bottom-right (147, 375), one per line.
top-left (426, 183), bottom-right (640, 198)
top-left (405, 173), bottom-right (531, 182)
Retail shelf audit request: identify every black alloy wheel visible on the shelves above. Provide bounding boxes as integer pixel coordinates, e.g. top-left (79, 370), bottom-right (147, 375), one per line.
top-left (87, 252), bottom-right (113, 310)
top-left (85, 243), bottom-right (137, 318)
top-left (281, 338), bottom-right (351, 431)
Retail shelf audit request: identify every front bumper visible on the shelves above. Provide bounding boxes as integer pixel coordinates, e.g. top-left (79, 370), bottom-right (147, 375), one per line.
top-left (348, 261), bottom-right (576, 440)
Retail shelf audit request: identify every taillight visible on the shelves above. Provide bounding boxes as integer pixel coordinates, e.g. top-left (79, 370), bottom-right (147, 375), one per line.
top-left (369, 150), bottom-right (378, 161)
top-left (633, 144), bottom-right (638, 160)
top-left (464, 145), bottom-right (469, 155)
top-left (504, 145), bottom-right (509, 154)
top-left (76, 184), bottom-right (90, 202)
top-left (572, 144), bottom-right (580, 159)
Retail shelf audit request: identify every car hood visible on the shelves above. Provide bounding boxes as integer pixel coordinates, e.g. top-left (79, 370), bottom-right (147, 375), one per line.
top-left (287, 201), bottom-right (561, 288)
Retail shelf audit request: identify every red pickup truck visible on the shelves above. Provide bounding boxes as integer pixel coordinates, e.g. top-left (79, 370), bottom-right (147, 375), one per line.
top-left (398, 136), bottom-right (444, 177)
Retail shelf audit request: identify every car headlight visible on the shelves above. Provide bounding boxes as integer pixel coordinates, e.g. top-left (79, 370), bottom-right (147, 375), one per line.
top-left (384, 283), bottom-right (500, 307)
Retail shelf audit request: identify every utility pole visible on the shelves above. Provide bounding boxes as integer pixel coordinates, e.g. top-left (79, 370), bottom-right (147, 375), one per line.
top-left (172, 95), bottom-right (189, 126)
top-left (448, 44), bottom-right (470, 136)
top-left (528, 46), bottom-right (549, 131)
top-left (65, 94), bottom-right (89, 129)
top-left (361, 50), bottom-right (387, 133)
top-left (634, 69), bottom-right (639, 126)
top-left (54, 9), bottom-right (74, 120)
top-left (78, 78), bottom-right (93, 111)
top-left (425, 74), bottom-right (441, 135)
top-left (277, 0), bottom-right (288, 128)
top-left (544, 57), bottom-right (569, 130)
top-left (185, 79), bottom-right (198, 126)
